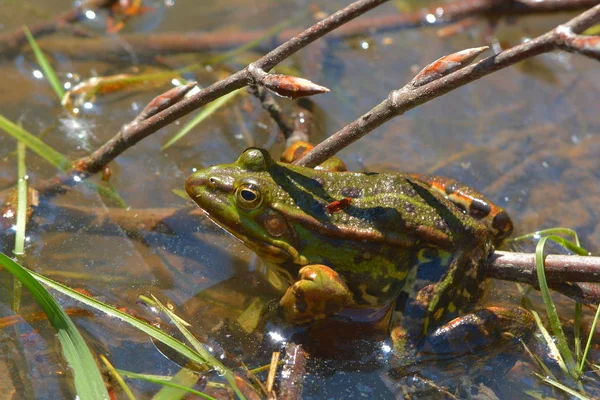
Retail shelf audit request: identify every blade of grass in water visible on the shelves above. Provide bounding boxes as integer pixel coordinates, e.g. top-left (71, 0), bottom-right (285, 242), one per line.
top-left (161, 88), bottom-right (243, 150)
top-left (578, 303), bottom-right (600, 374)
top-left (100, 354), bottom-right (136, 400)
top-left (150, 295), bottom-right (245, 400)
top-left (152, 367), bottom-right (204, 400)
top-left (28, 270), bottom-right (244, 398)
top-left (0, 115), bottom-right (126, 206)
top-left (118, 370), bottom-right (216, 400)
top-left (13, 141), bottom-right (27, 312)
top-left (23, 26), bottom-right (65, 101)
top-left (529, 308), bottom-right (566, 375)
top-left (510, 227), bottom-right (587, 253)
top-left (0, 115), bottom-right (70, 170)
top-left (574, 301), bottom-right (583, 361)
top-left (0, 253), bottom-right (110, 399)
top-left (534, 374), bottom-right (589, 400)
top-left (14, 142), bottom-right (27, 257)
top-left (535, 236), bottom-right (578, 378)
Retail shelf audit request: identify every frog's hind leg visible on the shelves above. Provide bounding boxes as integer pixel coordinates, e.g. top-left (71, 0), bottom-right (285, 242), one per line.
top-left (411, 174), bottom-right (513, 245)
top-left (419, 306), bottom-right (534, 357)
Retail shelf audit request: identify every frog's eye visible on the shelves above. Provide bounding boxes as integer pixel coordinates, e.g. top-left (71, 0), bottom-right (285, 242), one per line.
top-left (235, 183), bottom-right (263, 209)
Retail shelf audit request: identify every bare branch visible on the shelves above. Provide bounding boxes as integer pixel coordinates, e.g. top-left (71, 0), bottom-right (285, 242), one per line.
top-left (246, 86), bottom-right (294, 139)
top-left (295, 4), bottom-right (600, 167)
top-left (489, 251), bottom-right (600, 283)
top-left (489, 251), bottom-right (600, 304)
top-left (35, 0), bottom-right (386, 196)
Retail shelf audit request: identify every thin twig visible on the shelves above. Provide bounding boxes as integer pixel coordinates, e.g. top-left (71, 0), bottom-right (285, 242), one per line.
top-left (35, 0), bottom-right (387, 196)
top-left (296, 4), bottom-right (600, 167)
top-left (247, 85), bottom-right (294, 139)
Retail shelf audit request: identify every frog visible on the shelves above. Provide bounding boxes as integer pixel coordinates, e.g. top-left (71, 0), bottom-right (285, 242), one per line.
top-left (185, 142), bottom-right (534, 361)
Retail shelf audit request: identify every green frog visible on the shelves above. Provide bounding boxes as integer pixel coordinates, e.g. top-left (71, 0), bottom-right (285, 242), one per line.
top-left (185, 144), bottom-right (533, 360)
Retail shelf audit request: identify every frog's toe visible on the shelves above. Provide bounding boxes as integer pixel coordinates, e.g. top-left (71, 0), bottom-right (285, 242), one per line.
top-left (280, 264), bottom-right (352, 324)
top-left (420, 306), bottom-right (534, 356)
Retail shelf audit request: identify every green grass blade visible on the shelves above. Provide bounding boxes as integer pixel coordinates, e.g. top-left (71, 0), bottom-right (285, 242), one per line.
top-left (14, 142), bottom-right (27, 257)
top-left (574, 301), bottom-right (583, 361)
top-left (535, 236), bottom-right (578, 378)
top-left (530, 309), bottom-right (566, 375)
top-left (161, 88), bottom-right (243, 150)
top-left (0, 115), bottom-right (127, 205)
top-left (534, 374), bottom-right (589, 400)
top-left (100, 354), bottom-right (136, 400)
top-left (510, 227), bottom-right (584, 250)
top-left (23, 26), bottom-right (65, 101)
top-left (28, 270), bottom-right (243, 395)
top-left (151, 295), bottom-right (245, 400)
top-left (118, 370), bottom-right (216, 400)
top-left (151, 367), bottom-right (204, 400)
top-left (0, 115), bottom-right (70, 171)
top-left (0, 253), bottom-right (109, 399)
top-left (578, 303), bottom-right (600, 373)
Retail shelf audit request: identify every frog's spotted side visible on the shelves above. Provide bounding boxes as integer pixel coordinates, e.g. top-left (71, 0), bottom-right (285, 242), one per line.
top-left (185, 146), bottom-right (533, 359)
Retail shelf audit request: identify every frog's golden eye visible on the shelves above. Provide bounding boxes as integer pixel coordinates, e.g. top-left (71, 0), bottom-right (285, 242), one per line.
top-left (235, 183), bottom-right (262, 209)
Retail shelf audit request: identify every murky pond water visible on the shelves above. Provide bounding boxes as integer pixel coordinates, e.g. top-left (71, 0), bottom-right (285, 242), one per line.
top-left (1, 0), bottom-right (600, 398)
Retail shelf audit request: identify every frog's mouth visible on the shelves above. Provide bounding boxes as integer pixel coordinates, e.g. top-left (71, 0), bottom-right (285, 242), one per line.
top-left (185, 172), bottom-right (297, 265)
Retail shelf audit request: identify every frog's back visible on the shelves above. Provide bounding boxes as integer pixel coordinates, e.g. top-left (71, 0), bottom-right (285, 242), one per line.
top-left (269, 163), bottom-right (491, 307)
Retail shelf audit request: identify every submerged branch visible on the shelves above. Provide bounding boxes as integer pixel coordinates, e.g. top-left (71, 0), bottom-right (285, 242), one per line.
top-left (9, 0), bottom-right (600, 61)
top-left (0, 0), bottom-right (116, 56)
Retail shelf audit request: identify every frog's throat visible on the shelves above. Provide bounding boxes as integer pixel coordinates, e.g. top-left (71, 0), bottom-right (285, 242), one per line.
top-left (204, 212), bottom-right (308, 266)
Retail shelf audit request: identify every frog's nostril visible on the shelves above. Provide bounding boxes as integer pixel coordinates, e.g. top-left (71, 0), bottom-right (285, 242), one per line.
top-left (209, 177), bottom-right (217, 186)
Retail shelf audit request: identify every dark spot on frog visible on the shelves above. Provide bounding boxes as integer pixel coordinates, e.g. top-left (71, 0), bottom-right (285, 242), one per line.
top-left (341, 187), bottom-right (362, 198)
top-left (468, 198), bottom-right (491, 219)
top-left (492, 211), bottom-right (511, 233)
top-left (445, 181), bottom-right (459, 195)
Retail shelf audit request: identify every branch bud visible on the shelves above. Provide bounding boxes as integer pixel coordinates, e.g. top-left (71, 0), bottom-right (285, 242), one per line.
top-left (259, 74), bottom-right (330, 99)
top-left (411, 46), bottom-right (489, 87)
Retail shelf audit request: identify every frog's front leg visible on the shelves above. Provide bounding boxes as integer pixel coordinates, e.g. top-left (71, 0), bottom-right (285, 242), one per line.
top-left (280, 264), bottom-right (353, 324)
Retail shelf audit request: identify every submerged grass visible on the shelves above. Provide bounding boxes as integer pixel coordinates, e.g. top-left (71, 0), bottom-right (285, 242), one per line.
top-left (0, 115), bottom-right (126, 206)
top-left (150, 295), bottom-right (246, 400)
top-left (534, 236), bottom-right (578, 377)
top-left (513, 227), bottom-right (598, 397)
top-left (0, 253), bottom-right (110, 399)
top-left (100, 354), bottom-right (136, 400)
top-left (23, 26), bottom-right (65, 101)
top-left (161, 88), bottom-right (243, 150)
top-left (13, 142), bottom-right (27, 257)
top-left (0, 115), bottom-right (70, 171)
top-left (29, 271), bottom-right (245, 399)
top-left (118, 369), bottom-right (216, 400)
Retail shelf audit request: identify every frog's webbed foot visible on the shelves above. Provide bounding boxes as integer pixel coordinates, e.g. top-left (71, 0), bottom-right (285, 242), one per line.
top-left (280, 264), bottom-right (353, 324)
top-left (419, 306), bottom-right (534, 357)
